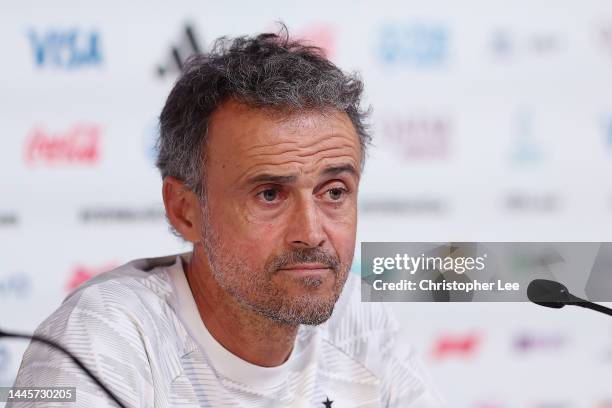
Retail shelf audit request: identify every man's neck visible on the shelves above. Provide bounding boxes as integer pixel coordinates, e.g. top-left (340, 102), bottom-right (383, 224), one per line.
top-left (184, 246), bottom-right (298, 367)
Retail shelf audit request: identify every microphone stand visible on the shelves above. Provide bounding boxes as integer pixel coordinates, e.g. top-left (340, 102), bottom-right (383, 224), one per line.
top-left (566, 294), bottom-right (612, 317)
top-left (0, 328), bottom-right (128, 408)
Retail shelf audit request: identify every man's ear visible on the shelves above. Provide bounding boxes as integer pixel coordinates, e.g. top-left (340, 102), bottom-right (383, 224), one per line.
top-left (162, 176), bottom-right (202, 243)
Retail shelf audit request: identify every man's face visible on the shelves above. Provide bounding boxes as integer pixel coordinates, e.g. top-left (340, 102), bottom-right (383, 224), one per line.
top-left (199, 100), bottom-right (361, 326)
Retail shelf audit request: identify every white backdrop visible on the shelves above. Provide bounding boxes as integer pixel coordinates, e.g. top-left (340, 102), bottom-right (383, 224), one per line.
top-left (1, 0), bottom-right (612, 406)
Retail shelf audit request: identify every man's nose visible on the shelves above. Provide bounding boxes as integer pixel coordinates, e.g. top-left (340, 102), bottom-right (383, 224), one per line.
top-left (285, 195), bottom-right (326, 248)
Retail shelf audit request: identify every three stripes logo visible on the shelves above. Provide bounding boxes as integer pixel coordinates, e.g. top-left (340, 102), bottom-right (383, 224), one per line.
top-left (157, 24), bottom-right (203, 77)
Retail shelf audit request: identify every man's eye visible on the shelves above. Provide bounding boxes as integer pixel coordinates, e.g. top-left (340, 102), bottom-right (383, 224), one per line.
top-left (326, 187), bottom-right (348, 201)
top-left (258, 188), bottom-right (279, 202)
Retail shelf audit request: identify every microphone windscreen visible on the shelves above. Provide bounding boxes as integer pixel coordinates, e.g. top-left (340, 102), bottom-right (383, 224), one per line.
top-left (527, 279), bottom-right (570, 309)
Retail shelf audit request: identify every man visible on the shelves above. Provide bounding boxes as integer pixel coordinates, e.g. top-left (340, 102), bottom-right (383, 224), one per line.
top-left (10, 28), bottom-right (443, 407)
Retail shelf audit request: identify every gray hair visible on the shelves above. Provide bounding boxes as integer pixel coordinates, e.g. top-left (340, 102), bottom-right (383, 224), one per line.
top-left (156, 24), bottom-right (371, 199)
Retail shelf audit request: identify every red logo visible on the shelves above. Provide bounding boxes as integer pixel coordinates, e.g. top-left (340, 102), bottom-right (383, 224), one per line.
top-left (431, 332), bottom-right (480, 359)
top-left (24, 123), bottom-right (102, 165)
top-left (294, 24), bottom-right (336, 59)
top-left (66, 262), bottom-right (117, 292)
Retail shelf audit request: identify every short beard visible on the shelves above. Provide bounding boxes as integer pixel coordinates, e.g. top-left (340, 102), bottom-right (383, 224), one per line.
top-left (199, 202), bottom-right (349, 326)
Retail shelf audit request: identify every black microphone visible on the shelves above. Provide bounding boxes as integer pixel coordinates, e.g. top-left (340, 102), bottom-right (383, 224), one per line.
top-left (527, 279), bottom-right (612, 317)
top-left (0, 328), bottom-right (128, 408)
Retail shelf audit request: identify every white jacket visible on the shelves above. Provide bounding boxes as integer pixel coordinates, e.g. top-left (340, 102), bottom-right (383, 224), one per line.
top-left (9, 253), bottom-right (444, 407)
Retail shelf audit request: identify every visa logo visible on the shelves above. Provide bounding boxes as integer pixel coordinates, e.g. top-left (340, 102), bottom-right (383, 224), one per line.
top-left (27, 29), bottom-right (102, 68)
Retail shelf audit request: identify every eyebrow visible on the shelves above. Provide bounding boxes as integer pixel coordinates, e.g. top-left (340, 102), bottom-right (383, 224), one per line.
top-left (245, 163), bottom-right (359, 186)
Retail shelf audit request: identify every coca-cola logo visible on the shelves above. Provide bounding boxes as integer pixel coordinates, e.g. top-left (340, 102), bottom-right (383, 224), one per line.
top-left (24, 123), bottom-right (102, 166)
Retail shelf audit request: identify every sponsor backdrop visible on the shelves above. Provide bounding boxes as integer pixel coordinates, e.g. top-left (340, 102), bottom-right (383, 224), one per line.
top-left (1, 0), bottom-right (612, 406)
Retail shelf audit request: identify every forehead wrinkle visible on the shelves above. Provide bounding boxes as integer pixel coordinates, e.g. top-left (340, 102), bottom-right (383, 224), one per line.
top-left (238, 140), bottom-right (360, 181)
top-left (286, 132), bottom-right (357, 151)
top-left (243, 142), bottom-right (357, 160)
top-left (310, 154), bottom-right (360, 174)
top-left (244, 133), bottom-right (355, 154)
top-left (244, 146), bottom-right (306, 159)
top-left (293, 143), bottom-right (360, 159)
top-left (240, 152), bottom-right (359, 185)
top-left (246, 140), bottom-right (298, 150)
top-left (240, 159), bottom-right (311, 182)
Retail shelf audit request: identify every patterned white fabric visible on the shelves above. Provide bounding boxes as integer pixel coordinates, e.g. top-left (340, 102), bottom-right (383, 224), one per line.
top-left (8, 253), bottom-right (444, 407)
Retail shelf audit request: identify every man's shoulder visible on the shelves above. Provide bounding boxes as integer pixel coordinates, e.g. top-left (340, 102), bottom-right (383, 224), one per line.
top-left (34, 253), bottom-right (187, 341)
top-left (11, 254), bottom-right (192, 406)
top-left (63, 253), bottom-right (184, 310)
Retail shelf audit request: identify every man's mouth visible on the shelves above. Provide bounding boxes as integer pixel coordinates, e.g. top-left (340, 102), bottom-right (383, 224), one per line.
top-left (279, 263), bottom-right (333, 276)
